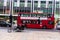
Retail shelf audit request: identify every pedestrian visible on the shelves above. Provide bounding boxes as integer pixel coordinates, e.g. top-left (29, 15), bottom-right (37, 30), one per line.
top-left (38, 17), bottom-right (40, 24)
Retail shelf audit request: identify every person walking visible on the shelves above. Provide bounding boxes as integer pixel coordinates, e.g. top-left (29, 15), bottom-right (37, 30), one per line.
top-left (38, 17), bottom-right (40, 24)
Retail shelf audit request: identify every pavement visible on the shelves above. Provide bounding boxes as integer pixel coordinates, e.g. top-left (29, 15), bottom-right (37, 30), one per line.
top-left (0, 27), bottom-right (60, 40)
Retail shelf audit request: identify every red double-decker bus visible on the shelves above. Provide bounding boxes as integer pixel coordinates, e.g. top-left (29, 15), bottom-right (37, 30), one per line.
top-left (17, 12), bottom-right (54, 30)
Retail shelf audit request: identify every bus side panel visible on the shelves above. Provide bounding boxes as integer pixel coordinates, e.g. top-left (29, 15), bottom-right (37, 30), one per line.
top-left (47, 25), bottom-right (54, 29)
top-left (42, 20), bottom-right (54, 29)
top-left (47, 17), bottom-right (54, 29)
top-left (26, 24), bottom-right (42, 29)
top-left (17, 16), bottom-right (22, 26)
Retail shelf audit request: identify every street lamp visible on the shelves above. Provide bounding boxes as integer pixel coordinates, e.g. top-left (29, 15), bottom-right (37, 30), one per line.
top-left (10, 0), bottom-right (12, 26)
top-left (8, 0), bottom-right (13, 32)
top-left (31, 0), bottom-right (33, 12)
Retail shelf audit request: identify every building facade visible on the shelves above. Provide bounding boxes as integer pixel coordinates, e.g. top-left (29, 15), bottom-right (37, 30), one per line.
top-left (0, 0), bottom-right (60, 18)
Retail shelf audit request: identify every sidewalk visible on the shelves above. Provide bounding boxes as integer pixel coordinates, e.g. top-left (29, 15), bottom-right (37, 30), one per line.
top-left (0, 27), bottom-right (60, 40)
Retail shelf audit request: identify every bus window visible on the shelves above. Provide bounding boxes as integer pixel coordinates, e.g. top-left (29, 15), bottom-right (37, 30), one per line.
top-left (22, 20), bottom-right (26, 24)
top-left (37, 14), bottom-right (47, 17)
top-left (22, 20), bottom-right (31, 24)
top-left (21, 14), bottom-right (30, 17)
top-left (31, 14), bottom-right (37, 17)
top-left (31, 20), bottom-right (36, 24)
top-left (36, 14), bottom-right (40, 17)
top-left (43, 14), bottom-right (47, 17)
top-left (37, 20), bottom-right (42, 24)
top-left (28, 20), bottom-right (31, 24)
top-left (26, 20), bottom-right (29, 23)
top-left (37, 14), bottom-right (43, 17)
top-left (26, 20), bottom-right (31, 24)
top-left (47, 14), bottom-right (52, 18)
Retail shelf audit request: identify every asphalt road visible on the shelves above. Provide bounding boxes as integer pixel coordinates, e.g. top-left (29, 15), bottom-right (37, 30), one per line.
top-left (0, 27), bottom-right (60, 40)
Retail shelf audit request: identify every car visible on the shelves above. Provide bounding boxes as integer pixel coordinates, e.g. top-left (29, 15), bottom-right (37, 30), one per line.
top-left (56, 21), bottom-right (60, 30)
top-left (0, 20), bottom-right (11, 27)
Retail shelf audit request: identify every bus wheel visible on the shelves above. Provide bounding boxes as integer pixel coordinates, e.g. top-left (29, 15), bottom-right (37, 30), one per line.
top-left (42, 25), bottom-right (47, 29)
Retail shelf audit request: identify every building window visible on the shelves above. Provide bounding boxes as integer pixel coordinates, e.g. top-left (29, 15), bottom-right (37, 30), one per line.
top-left (41, 1), bottom-right (46, 3)
top-left (20, 0), bottom-right (25, 2)
top-left (56, 2), bottom-right (59, 4)
top-left (34, 1), bottom-right (38, 8)
top-left (7, 1), bottom-right (10, 7)
top-left (20, 0), bottom-right (25, 7)
top-left (28, 1), bottom-right (31, 3)
top-left (14, 0), bottom-right (17, 2)
top-left (56, 2), bottom-right (59, 15)
top-left (27, 1), bottom-right (31, 7)
top-left (48, 1), bottom-right (52, 8)
top-left (49, 1), bottom-right (52, 4)
top-left (34, 1), bottom-right (38, 3)
top-left (56, 2), bottom-right (59, 8)
top-left (0, 0), bottom-right (3, 6)
top-left (34, 1), bottom-right (38, 12)
top-left (41, 1), bottom-right (46, 8)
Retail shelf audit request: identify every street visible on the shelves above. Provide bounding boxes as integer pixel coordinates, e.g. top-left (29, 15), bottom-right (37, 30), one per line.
top-left (0, 27), bottom-right (60, 40)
